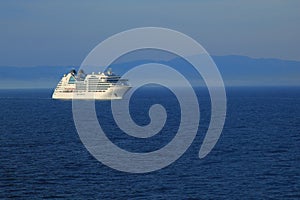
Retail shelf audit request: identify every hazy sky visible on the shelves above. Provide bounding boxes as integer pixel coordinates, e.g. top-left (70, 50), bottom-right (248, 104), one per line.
top-left (0, 0), bottom-right (299, 66)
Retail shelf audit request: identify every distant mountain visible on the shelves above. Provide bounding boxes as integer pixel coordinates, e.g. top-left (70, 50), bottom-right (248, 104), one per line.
top-left (0, 55), bottom-right (299, 89)
top-left (0, 66), bottom-right (77, 89)
top-left (213, 55), bottom-right (300, 86)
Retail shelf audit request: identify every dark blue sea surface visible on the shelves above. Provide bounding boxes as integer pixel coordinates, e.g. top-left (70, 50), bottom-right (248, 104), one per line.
top-left (0, 87), bottom-right (300, 199)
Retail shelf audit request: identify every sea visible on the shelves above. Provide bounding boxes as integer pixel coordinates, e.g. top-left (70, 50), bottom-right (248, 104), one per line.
top-left (0, 87), bottom-right (299, 199)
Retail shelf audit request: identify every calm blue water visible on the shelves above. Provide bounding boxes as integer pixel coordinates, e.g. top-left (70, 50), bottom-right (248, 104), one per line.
top-left (0, 87), bottom-right (300, 199)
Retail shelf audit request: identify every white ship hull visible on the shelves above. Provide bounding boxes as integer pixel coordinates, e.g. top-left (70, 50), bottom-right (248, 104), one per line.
top-left (52, 85), bottom-right (131, 100)
top-left (52, 69), bottom-right (131, 100)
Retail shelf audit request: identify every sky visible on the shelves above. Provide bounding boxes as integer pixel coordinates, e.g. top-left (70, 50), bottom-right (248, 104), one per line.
top-left (0, 0), bottom-right (299, 67)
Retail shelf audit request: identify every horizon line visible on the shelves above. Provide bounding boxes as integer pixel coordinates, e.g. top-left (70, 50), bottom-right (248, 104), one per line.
top-left (1, 54), bottom-right (300, 68)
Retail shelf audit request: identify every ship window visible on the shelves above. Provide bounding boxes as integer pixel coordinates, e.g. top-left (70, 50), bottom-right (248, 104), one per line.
top-left (68, 76), bottom-right (76, 84)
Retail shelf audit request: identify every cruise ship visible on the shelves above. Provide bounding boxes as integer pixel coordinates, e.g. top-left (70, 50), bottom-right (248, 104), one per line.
top-left (52, 69), bottom-right (131, 100)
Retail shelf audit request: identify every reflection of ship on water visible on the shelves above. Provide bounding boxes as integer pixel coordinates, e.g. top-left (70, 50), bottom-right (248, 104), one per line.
top-left (52, 69), bottom-right (131, 100)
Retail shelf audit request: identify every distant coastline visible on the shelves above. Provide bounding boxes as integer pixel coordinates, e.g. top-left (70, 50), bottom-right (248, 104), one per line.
top-left (0, 55), bottom-right (299, 89)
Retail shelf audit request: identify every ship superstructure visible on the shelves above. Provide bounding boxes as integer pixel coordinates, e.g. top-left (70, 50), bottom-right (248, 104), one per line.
top-left (52, 69), bottom-right (131, 100)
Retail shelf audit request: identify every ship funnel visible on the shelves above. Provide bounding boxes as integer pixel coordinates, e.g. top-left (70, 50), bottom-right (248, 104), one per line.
top-left (70, 69), bottom-right (77, 75)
